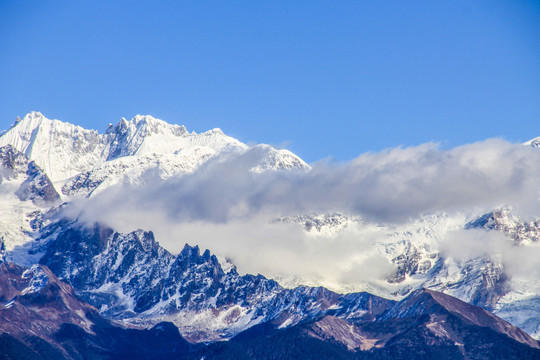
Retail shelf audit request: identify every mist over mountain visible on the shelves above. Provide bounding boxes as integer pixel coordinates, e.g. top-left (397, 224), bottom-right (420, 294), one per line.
top-left (1, 112), bottom-right (540, 358)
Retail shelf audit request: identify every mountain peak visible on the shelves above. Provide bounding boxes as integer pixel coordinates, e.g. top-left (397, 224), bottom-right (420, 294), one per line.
top-left (524, 136), bottom-right (540, 148)
top-left (121, 114), bottom-right (188, 134)
top-left (23, 111), bottom-right (44, 120)
top-left (0, 112), bottom-right (309, 199)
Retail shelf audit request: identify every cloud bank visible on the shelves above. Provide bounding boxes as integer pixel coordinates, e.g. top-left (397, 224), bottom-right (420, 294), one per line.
top-left (64, 138), bottom-right (540, 290)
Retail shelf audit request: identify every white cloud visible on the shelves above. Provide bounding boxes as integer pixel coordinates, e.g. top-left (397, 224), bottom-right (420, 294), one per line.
top-left (440, 228), bottom-right (540, 283)
top-left (63, 139), bottom-right (540, 289)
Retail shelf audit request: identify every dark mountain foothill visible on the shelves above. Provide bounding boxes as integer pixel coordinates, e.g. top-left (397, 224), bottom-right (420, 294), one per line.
top-left (0, 262), bottom-right (190, 360)
top-left (187, 289), bottom-right (540, 360)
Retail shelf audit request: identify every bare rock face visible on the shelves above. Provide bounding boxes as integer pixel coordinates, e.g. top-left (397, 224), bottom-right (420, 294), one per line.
top-left (0, 262), bottom-right (97, 338)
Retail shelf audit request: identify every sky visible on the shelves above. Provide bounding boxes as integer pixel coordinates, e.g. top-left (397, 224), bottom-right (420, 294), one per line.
top-left (1, 0), bottom-right (540, 162)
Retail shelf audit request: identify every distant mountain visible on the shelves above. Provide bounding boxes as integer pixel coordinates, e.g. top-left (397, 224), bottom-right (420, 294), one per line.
top-left (0, 112), bottom-right (540, 352)
top-left (274, 209), bottom-right (540, 339)
top-left (524, 136), bottom-right (540, 148)
top-left (0, 112), bottom-right (309, 197)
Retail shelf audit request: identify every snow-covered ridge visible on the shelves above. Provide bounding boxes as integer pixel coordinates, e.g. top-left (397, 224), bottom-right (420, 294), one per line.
top-left (524, 136), bottom-right (540, 148)
top-left (0, 145), bottom-right (60, 265)
top-left (0, 112), bottom-right (109, 184)
top-left (0, 112), bottom-right (310, 197)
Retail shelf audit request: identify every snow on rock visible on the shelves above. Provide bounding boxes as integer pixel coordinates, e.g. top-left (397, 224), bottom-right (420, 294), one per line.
top-left (0, 145), bottom-right (60, 265)
top-left (524, 136), bottom-right (540, 148)
top-left (37, 219), bottom-right (393, 342)
top-left (21, 264), bottom-right (49, 295)
top-left (274, 212), bottom-right (362, 236)
top-left (0, 112), bottom-right (111, 188)
top-left (248, 144), bottom-right (310, 173)
top-left (1, 113), bottom-right (540, 342)
top-left (0, 112), bottom-right (308, 198)
top-left (272, 210), bottom-right (540, 340)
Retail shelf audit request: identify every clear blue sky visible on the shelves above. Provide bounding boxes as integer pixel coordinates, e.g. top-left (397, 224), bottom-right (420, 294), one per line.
top-left (1, 0), bottom-right (539, 162)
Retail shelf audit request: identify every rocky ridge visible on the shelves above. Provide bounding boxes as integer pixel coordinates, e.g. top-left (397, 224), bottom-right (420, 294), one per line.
top-left (36, 219), bottom-right (393, 342)
top-left (2, 259), bottom-right (538, 359)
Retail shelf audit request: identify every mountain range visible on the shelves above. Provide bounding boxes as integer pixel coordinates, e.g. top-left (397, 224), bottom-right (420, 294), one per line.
top-left (1, 112), bottom-right (539, 358)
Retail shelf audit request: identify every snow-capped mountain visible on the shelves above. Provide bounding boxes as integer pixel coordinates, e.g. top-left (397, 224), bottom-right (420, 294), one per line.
top-left (269, 209), bottom-right (540, 338)
top-left (26, 208), bottom-right (540, 342)
top-left (274, 212), bottom-right (363, 236)
top-left (1, 112), bottom-right (540, 347)
top-left (3, 260), bottom-right (538, 359)
top-left (0, 112), bottom-right (309, 198)
top-left (193, 288), bottom-right (539, 359)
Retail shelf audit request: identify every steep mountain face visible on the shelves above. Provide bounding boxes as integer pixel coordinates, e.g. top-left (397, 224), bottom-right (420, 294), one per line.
top-left (463, 208), bottom-right (540, 338)
top-left (36, 219), bottom-right (394, 342)
top-left (34, 213), bottom-right (540, 347)
top-left (0, 145), bottom-right (60, 205)
top-left (0, 262), bottom-right (191, 360)
top-left (466, 207), bottom-right (540, 244)
top-left (0, 145), bottom-right (60, 267)
top-left (0, 112), bottom-right (111, 186)
top-left (187, 288), bottom-right (540, 360)
top-left (0, 112), bottom-right (309, 198)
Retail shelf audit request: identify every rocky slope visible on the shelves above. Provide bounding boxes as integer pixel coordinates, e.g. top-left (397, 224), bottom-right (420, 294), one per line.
top-left (2, 260), bottom-right (538, 359)
top-left (36, 219), bottom-right (393, 342)
top-left (0, 261), bottom-right (191, 359)
top-left (274, 209), bottom-right (540, 339)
